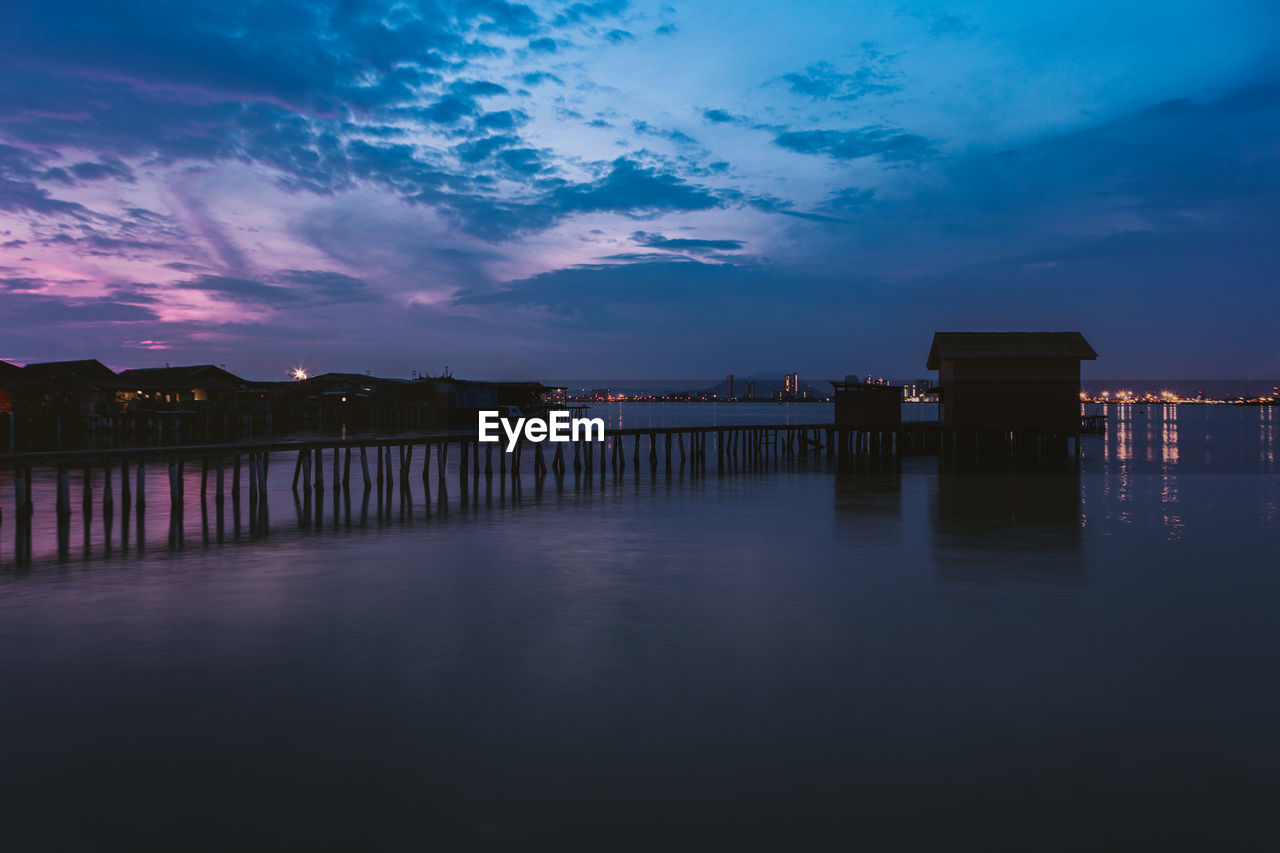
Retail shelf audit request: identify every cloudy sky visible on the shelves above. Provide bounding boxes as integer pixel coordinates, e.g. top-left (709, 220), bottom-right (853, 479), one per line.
top-left (2, 0), bottom-right (1278, 380)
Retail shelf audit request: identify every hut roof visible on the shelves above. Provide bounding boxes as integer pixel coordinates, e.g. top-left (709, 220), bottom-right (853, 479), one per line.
top-left (20, 359), bottom-right (117, 382)
top-left (926, 332), bottom-right (1097, 370)
top-left (0, 360), bottom-right (25, 380)
top-left (116, 365), bottom-right (245, 388)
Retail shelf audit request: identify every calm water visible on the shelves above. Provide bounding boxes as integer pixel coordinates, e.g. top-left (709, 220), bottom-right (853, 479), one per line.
top-left (2, 403), bottom-right (1277, 849)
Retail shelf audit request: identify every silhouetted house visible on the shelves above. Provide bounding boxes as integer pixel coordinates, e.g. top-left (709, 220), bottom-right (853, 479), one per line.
top-left (830, 380), bottom-right (901, 427)
top-left (434, 379), bottom-right (552, 428)
top-left (19, 358), bottom-right (118, 419)
top-left (926, 332), bottom-right (1097, 431)
top-left (22, 359), bottom-right (116, 384)
top-left (115, 365), bottom-right (247, 408)
top-left (269, 373), bottom-right (435, 429)
top-left (0, 360), bottom-right (23, 411)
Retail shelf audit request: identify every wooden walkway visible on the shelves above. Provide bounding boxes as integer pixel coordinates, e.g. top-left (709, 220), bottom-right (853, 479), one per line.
top-left (0, 421), bottom-right (1095, 525)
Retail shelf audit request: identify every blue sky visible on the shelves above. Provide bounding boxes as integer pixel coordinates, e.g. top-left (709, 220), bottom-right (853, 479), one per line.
top-left (1, 0), bottom-right (1278, 379)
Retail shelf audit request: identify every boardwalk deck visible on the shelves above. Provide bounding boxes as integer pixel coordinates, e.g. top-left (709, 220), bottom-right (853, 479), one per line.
top-left (0, 419), bottom-right (1098, 532)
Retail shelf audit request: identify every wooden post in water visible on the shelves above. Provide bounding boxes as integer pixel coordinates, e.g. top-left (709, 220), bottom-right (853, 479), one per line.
top-left (56, 467), bottom-right (71, 518)
top-left (136, 463), bottom-right (146, 508)
top-left (167, 459), bottom-right (179, 506)
top-left (360, 447), bottom-right (371, 491)
top-left (103, 460), bottom-right (114, 509)
top-left (15, 468), bottom-right (27, 517)
top-left (302, 450), bottom-right (312, 492)
top-left (216, 458), bottom-right (225, 503)
top-left (344, 447), bottom-right (352, 490)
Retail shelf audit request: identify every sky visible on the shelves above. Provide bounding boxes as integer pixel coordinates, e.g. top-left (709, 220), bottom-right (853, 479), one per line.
top-left (1, 0), bottom-right (1278, 381)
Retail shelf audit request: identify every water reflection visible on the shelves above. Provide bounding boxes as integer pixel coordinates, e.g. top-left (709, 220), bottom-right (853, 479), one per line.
top-left (929, 472), bottom-right (1083, 586)
top-left (833, 467), bottom-right (902, 547)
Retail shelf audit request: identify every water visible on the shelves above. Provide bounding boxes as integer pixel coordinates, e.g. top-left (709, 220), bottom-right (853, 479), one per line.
top-left (2, 403), bottom-right (1277, 849)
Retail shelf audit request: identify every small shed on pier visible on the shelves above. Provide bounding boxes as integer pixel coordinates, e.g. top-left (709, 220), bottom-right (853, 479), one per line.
top-left (830, 380), bottom-right (901, 427)
top-left (926, 332), bottom-right (1097, 431)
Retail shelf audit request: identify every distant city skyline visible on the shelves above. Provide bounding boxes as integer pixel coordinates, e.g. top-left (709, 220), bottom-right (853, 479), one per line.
top-left (2, 1), bottom-right (1279, 378)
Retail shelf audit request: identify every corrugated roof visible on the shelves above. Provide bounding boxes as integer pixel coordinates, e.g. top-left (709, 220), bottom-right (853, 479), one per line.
top-left (926, 332), bottom-right (1097, 369)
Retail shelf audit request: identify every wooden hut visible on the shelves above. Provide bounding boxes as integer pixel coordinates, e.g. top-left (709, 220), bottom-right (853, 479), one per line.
top-left (926, 332), bottom-right (1097, 431)
top-left (115, 365), bottom-right (246, 405)
top-left (830, 380), bottom-right (901, 427)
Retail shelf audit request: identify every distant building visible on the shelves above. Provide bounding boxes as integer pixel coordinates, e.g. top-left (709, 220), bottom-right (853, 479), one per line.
top-left (725, 374), bottom-right (735, 400)
top-left (926, 332), bottom-right (1097, 431)
top-left (785, 372), bottom-right (799, 397)
top-left (902, 379), bottom-right (932, 401)
top-left (744, 380), bottom-right (756, 399)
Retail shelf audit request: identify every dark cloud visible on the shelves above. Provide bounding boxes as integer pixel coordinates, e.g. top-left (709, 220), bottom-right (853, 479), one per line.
top-left (0, 177), bottom-right (90, 217)
top-left (632, 231), bottom-right (745, 252)
top-left (178, 270), bottom-right (378, 308)
top-left (779, 57), bottom-right (898, 101)
top-left (274, 269), bottom-right (378, 304)
top-left (520, 71), bottom-right (563, 86)
top-left (1, 277), bottom-right (48, 292)
top-left (476, 109), bottom-right (528, 131)
top-left (528, 37), bottom-right (559, 52)
top-left (178, 274), bottom-right (304, 307)
top-left (1, 292), bottom-right (160, 325)
top-left (632, 120), bottom-right (700, 148)
top-left (546, 158), bottom-right (721, 218)
top-left (69, 157), bottom-right (135, 183)
top-left (773, 128), bottom-right (935, 163)
top-left (553, 1), bottom-right (629, 27)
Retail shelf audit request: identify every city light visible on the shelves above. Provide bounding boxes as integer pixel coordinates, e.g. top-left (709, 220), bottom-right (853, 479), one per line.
top-left (290, 366), bottom-right (309, 381)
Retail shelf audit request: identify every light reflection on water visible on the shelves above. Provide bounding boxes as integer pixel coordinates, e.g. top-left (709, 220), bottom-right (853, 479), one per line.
top-left (1, 403), bottom-right (1277, 848)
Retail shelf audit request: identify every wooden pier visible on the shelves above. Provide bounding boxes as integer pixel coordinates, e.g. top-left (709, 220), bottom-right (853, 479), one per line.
top-left (0, 421), bottom-right (1093, 532)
